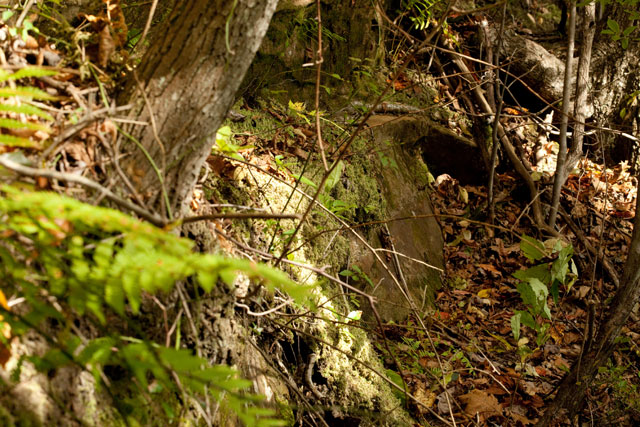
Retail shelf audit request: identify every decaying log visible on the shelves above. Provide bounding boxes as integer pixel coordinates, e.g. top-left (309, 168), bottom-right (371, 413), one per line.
top-left (488, 29), bottom-right (574, 106)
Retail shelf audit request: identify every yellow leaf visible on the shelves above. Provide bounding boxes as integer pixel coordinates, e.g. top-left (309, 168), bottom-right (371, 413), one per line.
top-left (477, 289), bottom-right (491, 298)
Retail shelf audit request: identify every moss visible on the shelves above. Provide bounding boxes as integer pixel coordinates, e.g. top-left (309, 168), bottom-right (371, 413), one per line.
top-left (0, 398), bottom-right (41, 427)
top-left (275, 398), bottom-right (295, 425)
top-left (220, 100), bottom-right (414, 425)
top-left (309, 293), bottom-right (413, 426)
top-left (0, 405), bottom-right (16, 427)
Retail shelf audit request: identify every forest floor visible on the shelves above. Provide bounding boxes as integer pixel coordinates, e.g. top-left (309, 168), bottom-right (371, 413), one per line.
top-left (2, 1), bottom-right (640, 426)
top-left (373, 164), bottom-right (640, 425)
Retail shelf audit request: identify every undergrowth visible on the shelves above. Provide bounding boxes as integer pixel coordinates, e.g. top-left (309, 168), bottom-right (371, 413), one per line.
top-left (0, 187), bottom-right (313, 425)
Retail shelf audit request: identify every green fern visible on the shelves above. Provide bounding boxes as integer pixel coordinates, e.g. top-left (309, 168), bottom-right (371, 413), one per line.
top-left (0, 66), bottom-right (57, 148)
top-left (0, 187), bottom-right (311, 425)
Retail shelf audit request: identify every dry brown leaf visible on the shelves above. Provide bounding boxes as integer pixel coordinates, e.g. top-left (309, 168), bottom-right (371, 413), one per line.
top-left (413, 386), bottom-right (436, 415)
top-left (98, 25), bottom-right (115, 68)
top-left (104, 0), bottom-right (128, 49)
top-left (506, 405), bottom-right (534, 425)
top-left (459, 389), bottom-right (503, 420)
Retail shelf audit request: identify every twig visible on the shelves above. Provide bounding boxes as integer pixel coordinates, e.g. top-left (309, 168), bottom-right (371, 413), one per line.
top-left (373, 248), bottom-right (443, 272)
top-left (549, 0), bottom-right (577, 228)
top-left (313, 0), bottom-right (328, 171)
top-left (234, 300), bottom-right (290, 317)
top-left (181, 211), bottom-right (301, 223)
top-left (488, 1), bottom-right (507, 223)
top-left (40, 104), bottom-right (134, 161)
top-left (559, 208), bottom-right (619, 287)
top-left (15, 0), bottom-right (35, 27)
top-left (166, 308), bottom-right (183, 348)
top-left (447, 46), bottom-right (549, 232)
top-left (132, 70), bottom-right (171, 220)
top-left (94, 129), bottom-right (147, 209)
top-left (305, 353), bottom-right (324, 400)
top-left (133, 0), bottom-right (159, 53)
top-left (0, 155), bottom-right (165, 226)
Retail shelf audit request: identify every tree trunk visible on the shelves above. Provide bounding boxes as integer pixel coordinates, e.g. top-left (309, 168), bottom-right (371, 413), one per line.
top-left (119, 0), bottom-right (278, 219)
top-left (590, 3), bottom-right (640, 164)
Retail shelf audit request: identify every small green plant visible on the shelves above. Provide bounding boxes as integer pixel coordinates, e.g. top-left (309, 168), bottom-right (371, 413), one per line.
top-left (596, 360), bottom-right (640, 419)
top-left (212, 125), bottom-right (250, 160)
top-left (339, 265), bottom-right (374, 287)
top-left (401, 0), bottom-right (439, 31)
top-left (1, 10), bottom-right (39, 41)
top-left (511, 235), bottom-right (577, 365)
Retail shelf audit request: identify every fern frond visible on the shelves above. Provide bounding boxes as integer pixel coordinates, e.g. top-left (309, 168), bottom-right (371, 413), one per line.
top-left (0, 187), bottom-right (305, 425)
top-left (0, 103), bottom-right (54, 121)
top-left (0, 134), bottom-right (40, 147)
top-left (0, 66), bottom-right (58, 83)
top-left (0, 86), bottom-right (57, 100)
top-left (0, 118), bottom-right (50, 132)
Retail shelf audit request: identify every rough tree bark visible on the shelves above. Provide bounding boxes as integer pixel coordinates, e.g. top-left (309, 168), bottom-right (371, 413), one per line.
top-left (118, 0), bottom-right (279, 219)
top-left (590, 2), bottom-right (640, 164)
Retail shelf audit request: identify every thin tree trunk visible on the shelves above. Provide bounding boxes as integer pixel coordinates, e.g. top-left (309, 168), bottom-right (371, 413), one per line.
top-left (564, 2), bottom-right (596, 176)
top-left (548, 0), bottom-right (576, 228)
top-left (119, 0), bottom-right (279, 219)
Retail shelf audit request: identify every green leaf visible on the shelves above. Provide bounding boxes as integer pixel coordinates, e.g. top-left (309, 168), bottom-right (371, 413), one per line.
top-left (122, 269), bottom-right (141, 314)
top-left (520, 235), bottom-right (547, 261)
top-left (339, 269), bottom-right (354, 277)
top-left (513, 263), bottom-right (550, 284)
top-left (517, 278), bottom-right (551, 319)
top-left (324, 160), bottom-right (344, 193)
top-left (607, 19), bottom-right (620, 34)
top-left (160, 347), bottom-right (203, 372)
top-left (219, 267), bottom-right (236, 286)
top-left (516, 310), bottom-right (536, 330)
top-left (623, 26), bottom-right (636, 37)
top-left (550, 280), bottom-right (559, 304)
top-left (1, 10), bottom-right (14, 21)
top-left (292, 174), bottom-right (317, 189)
top-left (622, 37), bottom-right (629, 49)
top-left (197, 270), bottom-right (218, 292)
top-left (385, 369), bottom-right (406, 404)
top-left (511, 312), bottom-right (521, 341)
top-left (551, 244), bottom-right (573, 284)
top-left (78, 337), bottom-right (116, 365)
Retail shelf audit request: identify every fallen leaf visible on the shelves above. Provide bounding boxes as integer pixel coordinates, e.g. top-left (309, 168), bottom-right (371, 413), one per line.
top-left (0, 289), bottom-right (12, 368)
top-left (459, 389), bottom-right (503, 420)
top-left (414, 386), bottom-right (436, 414)
top-left (98, 25), bottom-right (115, 68)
